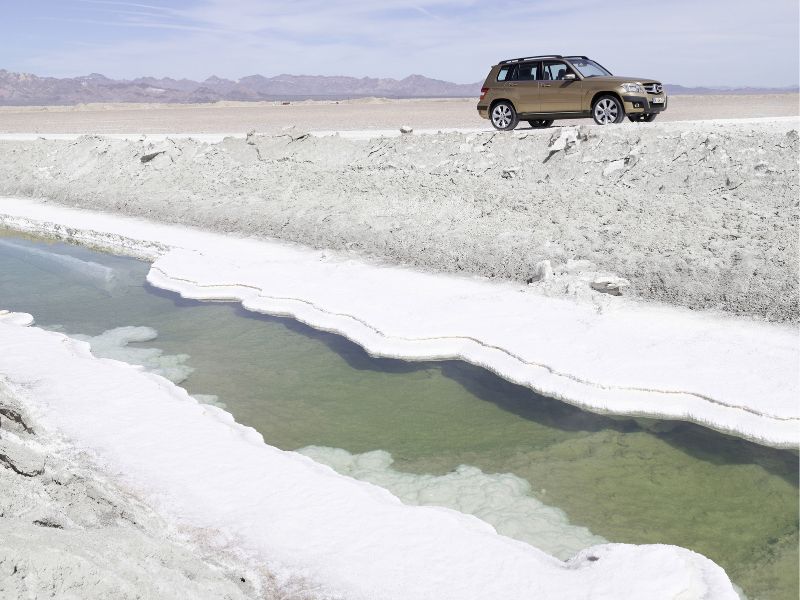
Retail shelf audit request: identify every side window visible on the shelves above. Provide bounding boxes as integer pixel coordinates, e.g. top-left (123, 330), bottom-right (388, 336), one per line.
top-left (497, 65), bottom-right (519, 82)
top-left (516, 62), bottom-right (538, 81)
top-left (497, 65), bottom-right (518, 81)
top-left (541, 61), bottom-right (574, 81)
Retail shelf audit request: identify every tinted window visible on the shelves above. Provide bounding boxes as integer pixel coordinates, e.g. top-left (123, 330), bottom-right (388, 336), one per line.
top-left (516, 62), bottom-right (538, 81)
top-left (497, 65), bottom-right (516, 81)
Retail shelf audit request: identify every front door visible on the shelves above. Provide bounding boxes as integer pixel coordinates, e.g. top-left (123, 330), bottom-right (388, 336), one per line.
top-left (538, 60), bottom-right (583, 113)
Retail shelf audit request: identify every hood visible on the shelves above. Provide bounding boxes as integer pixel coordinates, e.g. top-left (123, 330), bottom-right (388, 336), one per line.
top-left (585, 75), bottom-right (661, 85)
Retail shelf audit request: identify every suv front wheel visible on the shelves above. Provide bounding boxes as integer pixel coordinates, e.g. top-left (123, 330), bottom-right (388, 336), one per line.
top-left (490, 101), bottom-right (519, 131)
top-left (592, 95), bottom-right (625, 125)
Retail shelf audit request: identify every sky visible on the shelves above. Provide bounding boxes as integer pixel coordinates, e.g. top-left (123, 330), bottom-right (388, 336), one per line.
top-left (1, 0), bottom-right (798, 87)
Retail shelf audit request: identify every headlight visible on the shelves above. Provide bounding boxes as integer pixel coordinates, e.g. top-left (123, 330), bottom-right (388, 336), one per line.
top-left (621, 83), bottom-right (645, 94)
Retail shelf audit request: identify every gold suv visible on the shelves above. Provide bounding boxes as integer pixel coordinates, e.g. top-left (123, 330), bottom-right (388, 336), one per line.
top-left (477, 55), bottom-right (667, 130)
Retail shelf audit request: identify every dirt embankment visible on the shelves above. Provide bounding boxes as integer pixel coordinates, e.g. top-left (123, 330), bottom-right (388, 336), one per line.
top-left (0, 120), bottom-right (797, 322)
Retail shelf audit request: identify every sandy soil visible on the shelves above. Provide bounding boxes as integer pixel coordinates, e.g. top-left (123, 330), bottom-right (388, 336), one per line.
top-left (0, 94), bottom-right (796, 134)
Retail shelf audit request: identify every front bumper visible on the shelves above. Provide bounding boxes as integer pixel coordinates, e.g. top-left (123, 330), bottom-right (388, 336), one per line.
top-left (622, 95), bottom-right (668, 114)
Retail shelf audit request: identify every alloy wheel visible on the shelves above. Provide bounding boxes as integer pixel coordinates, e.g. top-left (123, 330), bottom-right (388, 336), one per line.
top-left (492, 104), bottom-right (513, 129)
top-left (593, 98), bottom-right (619, 125)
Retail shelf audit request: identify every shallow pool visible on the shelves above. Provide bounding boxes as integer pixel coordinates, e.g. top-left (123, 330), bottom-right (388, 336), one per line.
top-left (1, 231), bottom-right (796, 599)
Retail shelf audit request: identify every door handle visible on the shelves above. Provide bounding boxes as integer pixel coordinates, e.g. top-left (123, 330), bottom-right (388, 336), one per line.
top-left (506, 83), bottom-right (518, 87)
top-left (541, 84), bottom-right (552, 87)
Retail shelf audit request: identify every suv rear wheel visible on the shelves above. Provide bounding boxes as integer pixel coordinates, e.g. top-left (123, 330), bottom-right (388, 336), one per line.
top-left (490, 101), bottom-right (519, 131)
top-left (528, 119), bottom-right (554, 128)
top-left (592, 95), bottom-right (625, 125)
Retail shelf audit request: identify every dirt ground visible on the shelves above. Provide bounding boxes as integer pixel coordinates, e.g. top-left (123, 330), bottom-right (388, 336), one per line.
top-left (0, 94), bottom-right (797, 134)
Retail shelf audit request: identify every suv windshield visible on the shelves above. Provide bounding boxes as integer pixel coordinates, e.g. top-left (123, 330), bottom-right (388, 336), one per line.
top-left (568, 58), bottom-right (612, 78)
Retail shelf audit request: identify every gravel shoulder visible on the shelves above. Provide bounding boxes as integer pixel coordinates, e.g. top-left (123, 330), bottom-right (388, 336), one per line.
top-left (1, 118), bottom-right (797, 323)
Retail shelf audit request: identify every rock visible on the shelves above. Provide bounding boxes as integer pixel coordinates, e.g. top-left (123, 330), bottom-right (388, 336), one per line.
top-left (544, 127), bottom-right (582, 162)
top-left (140, 151), bottom-right (165, 163)
top-left (400, 125), bottom-right (413, 134)
top-left (528, 260), bottom-right (553, 283)
top-left (590, 276), bottom-right (630, 296)
top-left (0, 439), bottom-right (45, 477)
top-left (245, 129), bottom-right (256, 145)
top-left (501, 167), bottom-right (518, 179)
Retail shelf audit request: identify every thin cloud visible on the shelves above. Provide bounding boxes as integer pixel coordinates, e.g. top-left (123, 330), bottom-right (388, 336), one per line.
top-left (7, 0), bottom-right (799, 86)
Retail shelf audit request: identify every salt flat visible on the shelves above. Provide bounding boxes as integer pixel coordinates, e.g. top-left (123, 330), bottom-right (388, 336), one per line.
top-left (0, 94), bottom-right (796, 134)
top-left (0, 103), bottom-right (796, 599)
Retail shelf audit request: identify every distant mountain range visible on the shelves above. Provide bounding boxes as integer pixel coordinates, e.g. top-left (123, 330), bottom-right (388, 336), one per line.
top-left (0, 70), bottom-right (796, 106)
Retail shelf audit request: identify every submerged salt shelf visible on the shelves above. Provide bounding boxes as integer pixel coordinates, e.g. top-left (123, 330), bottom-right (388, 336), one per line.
top-left (1, 232), bottom-right (797, 599)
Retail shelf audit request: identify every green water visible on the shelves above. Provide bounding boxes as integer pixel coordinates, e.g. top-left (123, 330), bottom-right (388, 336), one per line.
top-left (1, 231), bottom-right (797, 599)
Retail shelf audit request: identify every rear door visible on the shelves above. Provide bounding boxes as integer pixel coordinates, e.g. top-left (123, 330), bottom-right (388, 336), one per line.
top-left (513, 61), bottom-right (540, 113)
top-left (496, 62), bottom-right (540, 113)
top-left (539, 60), bottom-right (583, 113)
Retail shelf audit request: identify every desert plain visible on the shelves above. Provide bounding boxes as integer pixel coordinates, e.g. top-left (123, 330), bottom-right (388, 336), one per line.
top-left (0, 93), bottom-right (796, 133)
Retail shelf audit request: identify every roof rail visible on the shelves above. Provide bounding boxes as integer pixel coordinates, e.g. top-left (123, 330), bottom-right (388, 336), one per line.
top-left (499, 55), bottom-right (563, 64)
top-left (564, 55), bottom-right (589, 60)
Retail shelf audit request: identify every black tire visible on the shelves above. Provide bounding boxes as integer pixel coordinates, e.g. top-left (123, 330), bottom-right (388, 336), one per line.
top-left (527, 119), bottom-right (554, 128)
top-left (592, 95), bottom-right (625, 125)
top-left (490, 101), bottom-right (519, 131)
top-left (628, 113), bottom-right (657, 123)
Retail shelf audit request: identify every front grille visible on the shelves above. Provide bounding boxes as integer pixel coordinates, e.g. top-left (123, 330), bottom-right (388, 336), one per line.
top-left (644, 83), bottom-right (663, 94)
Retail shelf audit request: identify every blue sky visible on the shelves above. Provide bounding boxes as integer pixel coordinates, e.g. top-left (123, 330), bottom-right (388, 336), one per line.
top-left (1, 0), bottom-right (798, 87)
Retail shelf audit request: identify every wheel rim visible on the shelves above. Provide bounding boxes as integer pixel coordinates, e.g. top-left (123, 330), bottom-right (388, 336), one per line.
top-left (492, 105), bottom-right (512, 128)
top-left (594, 98), bottom-right (618, 124)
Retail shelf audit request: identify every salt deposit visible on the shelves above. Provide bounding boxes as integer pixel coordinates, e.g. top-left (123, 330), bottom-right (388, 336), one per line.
top-left (69, 326), bottom-right (195, 384)
top-left (1, 198), bottom-right (797, 449)
top-left (0, 314), bottom-right (739, 599)
top-left (0, 375), bottom-right (272, 600)
top-left (298, 446), bottom-right (607, 560)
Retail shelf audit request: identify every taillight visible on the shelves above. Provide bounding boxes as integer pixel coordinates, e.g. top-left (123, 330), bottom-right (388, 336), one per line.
top-left (480, 87), bottom-right (488, 101)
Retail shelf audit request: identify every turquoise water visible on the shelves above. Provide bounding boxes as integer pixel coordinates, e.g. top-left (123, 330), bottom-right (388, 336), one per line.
top-left (1, 231), bottom-right (797, 599)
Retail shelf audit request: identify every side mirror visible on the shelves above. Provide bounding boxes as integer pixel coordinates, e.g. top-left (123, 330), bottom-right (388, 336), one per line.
top-left (563, 73), bottom-right (577, 80)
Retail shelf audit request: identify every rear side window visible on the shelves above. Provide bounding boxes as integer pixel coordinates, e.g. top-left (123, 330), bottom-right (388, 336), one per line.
top-left (496, 65), bottom-right (517, 81)
top-left (516, 62), bottom-right (538, 80)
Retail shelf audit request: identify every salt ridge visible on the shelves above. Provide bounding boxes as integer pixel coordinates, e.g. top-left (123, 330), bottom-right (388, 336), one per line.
top-left (0, 314), bottom-right (738, 599)
top-left (0, 198), bottom-right (795, 448)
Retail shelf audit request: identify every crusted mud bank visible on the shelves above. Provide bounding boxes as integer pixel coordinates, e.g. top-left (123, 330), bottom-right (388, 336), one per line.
top-left (0, 119), bottom-right (797, 322)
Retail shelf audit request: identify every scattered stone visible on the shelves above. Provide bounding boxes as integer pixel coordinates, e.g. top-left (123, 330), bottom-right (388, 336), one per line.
top-left (140, 151), bottom-right (165, 164)
top-left (590, 276), bottom-right (630, 296)
top-left (32, 518), bottom-right (63, 529)
top-left (528, 260), bottom-right (553, 283)
top-left (245, 129), bottom-right (256, 145)
top-left (400, 125), bottom-right (413, 134)
top-left (501, 167), bottom-right (518, 179)
top-left (0, 439), bottom-right (45, 477)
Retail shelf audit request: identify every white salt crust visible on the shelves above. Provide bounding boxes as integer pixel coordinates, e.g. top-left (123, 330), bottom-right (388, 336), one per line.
top-left (0, 312), bottom-right (738, 599)
top-left (0, 198), bottom-right (795, 449)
